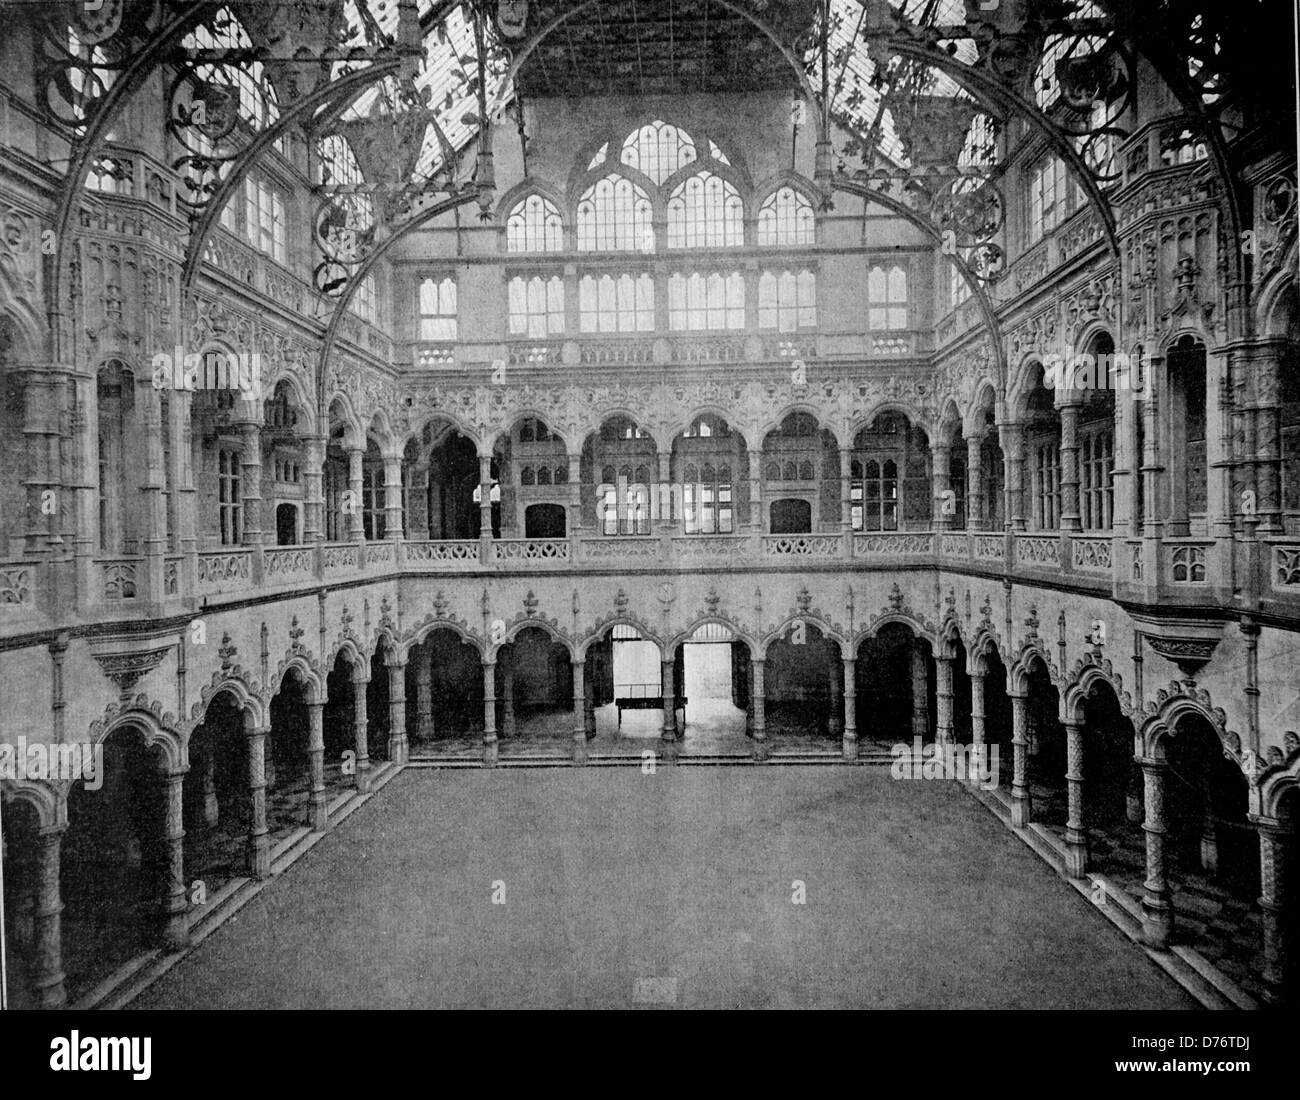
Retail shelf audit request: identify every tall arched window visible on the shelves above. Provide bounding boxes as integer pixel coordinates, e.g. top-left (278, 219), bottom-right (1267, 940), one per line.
top-left (666, 171), bottom-right (743, 248)
top-left (577, 174), bottom-right (653, 252)
top-left (1167, 335), bottom-right (1208, 532)
top-left (757, 186), bottom-right (815, 246)
top-left (506, 194), bottom-right (564, 252)
top-left (851, 415), bottom-right (930, 531)
top-left (868, 265), bottom-right (909, 330)
top-left (579, 273), bottom-right (654, 332)
top-left (758, 270), bottom-right (816, 331)
top-left (668, 272), bottom-right (745, 330)
top-left (620, 120), bottom-right (696, 184)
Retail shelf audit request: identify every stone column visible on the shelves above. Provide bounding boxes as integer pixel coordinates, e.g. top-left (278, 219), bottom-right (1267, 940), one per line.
top-left (1138, 757), bottom-right (1174, 948)
top-left (306, 700), bottom-right (327, 831)
top-left (1063, 719), bottom-right (1088, 877)
top-left (383, 457), bottom-right (404, 540)
top-left (352, 667), bottom-right (371, 793)
top-left (478, 455), bottom-right (494, 554)
top-left (1200, 801), bottom-right (1219, 874)
top-left (838, 446), bottom-right (853, 534)
top-left (571, 659), bottom-right (587, 764)
top-left (827, 659), bottom-right (842, 736)
top-left (500, 662), bottom-right (516, 736)
top-left (1254, 818), bottom-right (1292, 996)
top-left (246, 725), bottom-right (270, 879)
top-left (747, 447), bottom-right (763, 531)
top-left (238, 420), bottom-right (263, 546)
top-left (970, 670), bottom-right (986, 787)
top-left (910, 643), bottom-right (928, 739)
top-left (933, 442), bottom-right (953, 530)
top-left (387, 658), bottom-right (407, 764)
top-left (751, 657), bottom-right (767, 759)
top-left (966, 435), bottom-right (983, 531)
top-left (567, 453), bottom-right (582, 538)
top-left (1059, 402), bottom-right (1082, 531)
top-left (655, 452), bottom-right (673, 532)
top-left (1009, 692), bottom-right (1032, 828)
top-left (415, 655), bottom-right (434, 742)
top-left (200, 747), bottom-right (219, 827)
top-left (482, 661), bottom-right (498, 766)
top-left (31, 826), bottom-right (67, 1008)
top-left (841, 656), bottom-right (857, 760)
top-left (303, 434), bottom-right (325, 543)
top-left (347, 446), bottom-right (365, 542)
top-left (935, 655), bottom-right (954, 747)
top-left (161, 769), bottom-right (189, 951)
top-left (661, 657), bottom-right (677, 754)
top-left (1000, 421), bottom-right (1026, 531)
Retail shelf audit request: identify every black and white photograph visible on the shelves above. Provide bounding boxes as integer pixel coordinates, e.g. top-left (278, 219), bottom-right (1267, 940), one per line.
top-left (0, 0), bottom-right (1297, 1072)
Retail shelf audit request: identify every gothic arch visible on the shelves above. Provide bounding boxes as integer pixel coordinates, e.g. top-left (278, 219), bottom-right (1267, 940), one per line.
top-left (1137, 680), bottom-right (1245, 769)
top-left (189, 672), bottom-right (266, 735)
top-left (271, 654), bottom-right (325, 706)
top-left (577, 616), bottom-right (665, 661)
top-left (1062, 654), bottom-right (1135, 726)
top-left (761, 613), bottom-right (848, 659)
top-left (848, 400), bottom-right (934, 443)
top-left (0, 778), bottom-right (63, 830)
top-left (488, 617), bottom-right (576, 663)
top-left (666, 616), bottom-right (758, 661)
top-left (1008, 639), bottom-right (1061, 695)
top-left (87, 699), bottom-right (185, 775)
top-left (402, 618), bottom-right (485, 662)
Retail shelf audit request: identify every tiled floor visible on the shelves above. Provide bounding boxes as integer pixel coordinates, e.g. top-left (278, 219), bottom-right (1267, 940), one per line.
top-left (1022, 772), bottom-right (1268, 1002)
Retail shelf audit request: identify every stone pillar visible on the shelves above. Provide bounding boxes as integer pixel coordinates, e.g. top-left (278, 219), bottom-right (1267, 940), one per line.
top-left (347, 446), bottom-right (365, 542)
top-left (838, 446), bottom-right (853, 534)
top-left (567, 453), bottom-right (582, 538)
top-left (31, 826), bottom-right (67, 1008)
top-left (655, 452), bottom-right (673, 531)
top-left (1126, 761), bottom-right (1144, 823)
top-left (238, 420), bottom-right (263, 546)
top-left (500, 662), bottom-right (516, 736)
top-left (482, 661), bottom-right (498, 766)
top-left (306, 700), bottom-right (327, 831)
top-left (161, 769), bottom-right (189, 951)
top-left (246, 725), bottom-right (270, 879)
top-left (747, 447), bottom-right (763, 531)
top-left (415, 656), bottom-right (434, 742)
top-left (1000, 421), bottom-right (1026, 531)
top-left (933, 442), bottom-right (953, 530)
top-left (910, 643), bottom-right (928, 739)
top-left (303, 434), bottom-right (325, 543)
top-left (478, 455), bottom-right (494, 554)
top-left (1063, 719), bottom-right (1088, 877)
top-left (841, 656), bottom-right (857, 760)
top-left (970, 670), bottom-right (986, 788)
top-left (751, 657), bottom-right (767, 759)
top-left (827, 659), bottom-right (842, 736)
top-left (571, 659), bottom-right (587, 764)
top-left (1200, 802), bottom-right (1219, 875)
top-left (1009, 692), bottom-right (1032, 827)
top-left (1254, 818), bottom-right (1292, 996)
top-left (935, 655), bottom-right (954, 747)
top-left (387, 658), bottom-right (407, 764)
top-left (352, 667), bottom-right (371, 793)
top-left (1059, 402), bottom-right (1082, 532)
top-left (383, 457), bottom-right (404, 540)
top-left (966, 435), bottom-right (984, 531)
top-left (661, 657), bottom-right (677, 753)
top-left (200, 747), bottom-right (219, 827)
top-left (1139, 757), bottom-right (1174, 948)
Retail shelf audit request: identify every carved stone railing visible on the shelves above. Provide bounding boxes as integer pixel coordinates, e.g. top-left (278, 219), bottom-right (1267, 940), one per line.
top-left (672, 535), bottom-right (750, 560)
top-left (853, 532), bottom-right (934, 558)
top-left (1271, 542), bottom-right (1300, 589)
top-left (492, 538), bottom-right (570, 563)
top-left (196, 549), bottom-right (251, 596)
top-left (580, 338), bottom-right (655, 366)
top-left (580, 537), bottom-right (661, 562)
top-left (1071, 535), bottom-right (1113, 574)
top-left (1166, 541), bottom-right (1210, 585)
top-left (404, 540), bottom-right (480, 566)
top-left (264, 547), bottom-right (314, 583)
top-left (0, 562), bottom-right (35, 609)
top-left (973, 534), bottom-right (1005, 562)
top-left (323, 542), bottom-right (361, 573)
top-left (762, 534), bottom-right (842, 558)
top-left (940, 533), bottom-right (971, 559)
top-left (1014, 534), bottom-right (1060, 568)
top-left (365, 542), bottom-right (396, 567)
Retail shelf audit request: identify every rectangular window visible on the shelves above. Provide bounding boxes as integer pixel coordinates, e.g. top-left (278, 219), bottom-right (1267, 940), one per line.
top-left (419, 277), bottom-right (458, 341)
top-left (579, 273), bottom-right (654, 332)
top-left (362, 465), bottom-right (386, 541)
top-left (1033, 442), bottom-right (1061, 530)
top-left (508, 275), bottom-right (566, 338)
top-left (1027, 156), bottom-right (1071, 244)
top-left (218, 448), bottom-right (242, 546)
top-left (758, 270), bottom-right (816, 331)
top-left (350, 274), bottom-right (378, 323)
top-left (243, 175), bottom-right (286, 264)
top-left (867, 266), bottom-right (908, 330)
top-left (669, 272), bottom-right (744, 331)
top-left (1080, 428), bottom-right (1114, 531)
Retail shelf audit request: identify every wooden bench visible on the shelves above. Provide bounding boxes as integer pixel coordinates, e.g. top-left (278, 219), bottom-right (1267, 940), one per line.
top-left (615, 684), bottom-right (687, 728)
